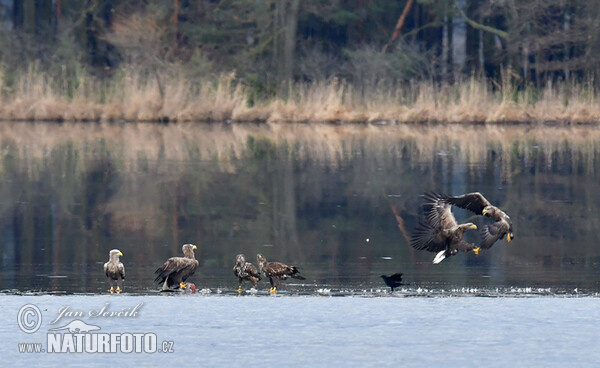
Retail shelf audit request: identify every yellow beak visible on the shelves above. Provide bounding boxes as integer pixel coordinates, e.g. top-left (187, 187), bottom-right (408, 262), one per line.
top-left (193, 245), bottom-right (197, 250)
top-left (507, 234), bottom-right (511, 242)
top-left (118, 252), bottom-right (123, 256)
top-left (482, 209), bottom-right (488, 216)
top-left (472, 225), bottom-right (477, 230)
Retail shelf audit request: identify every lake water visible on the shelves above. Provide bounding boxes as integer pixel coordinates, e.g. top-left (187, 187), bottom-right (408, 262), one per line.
top-left (1, 122), bottom-right (600, 366)
top-left (1, 122), bottom-right (600, 295)
top-left (2, 295), bottom-right (599, 367)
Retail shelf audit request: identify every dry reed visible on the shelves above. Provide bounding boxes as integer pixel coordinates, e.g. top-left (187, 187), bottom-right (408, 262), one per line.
top-left (1, 67), bottom-right (600, 124)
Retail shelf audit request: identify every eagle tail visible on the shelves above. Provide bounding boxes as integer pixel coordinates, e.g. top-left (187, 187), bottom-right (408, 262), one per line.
top-left (290, 266), bottom-right (306, 280)
top-left (154, 268), bottom-right (170, 284)
top-left (432, 250), bottom-right (447, 264)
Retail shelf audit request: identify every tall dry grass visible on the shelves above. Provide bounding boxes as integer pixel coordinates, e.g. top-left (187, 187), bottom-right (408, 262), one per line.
top-left (0, 66), bottom-right (599, 124)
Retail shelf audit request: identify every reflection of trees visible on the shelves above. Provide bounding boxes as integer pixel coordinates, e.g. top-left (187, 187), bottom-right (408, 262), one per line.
top-left (1, 124), bottom-right (600, 291)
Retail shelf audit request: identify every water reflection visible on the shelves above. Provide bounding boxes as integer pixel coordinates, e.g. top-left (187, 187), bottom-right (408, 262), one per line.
top-left (1, 122), bottom-right (599, 294)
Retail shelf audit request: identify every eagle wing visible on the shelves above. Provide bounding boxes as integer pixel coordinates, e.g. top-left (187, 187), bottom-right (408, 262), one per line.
top-left (104, 262), bottom-right (109, 277)
top-left (444, 192), bottom-right (491, 215)
top-left (480, 222), bottom-right (509, 249)
top-left (410, 220), bottom-right (447, 252)
top-left (245, 262), bottom-right (261, 279)
top-left (155, 257), bottom-right (197, 283)
top-left (422, 192), bottom-right (458, 229)
top-left (264, 262), bottom-right (295, 277)
top-left (178, 259), bottom-right (199, 282)
top-left (118, 262), bottom-right (125, 280)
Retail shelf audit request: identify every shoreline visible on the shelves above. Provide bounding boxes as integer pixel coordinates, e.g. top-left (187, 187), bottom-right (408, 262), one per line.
top-left (1, 73), bottom-right (599, 125)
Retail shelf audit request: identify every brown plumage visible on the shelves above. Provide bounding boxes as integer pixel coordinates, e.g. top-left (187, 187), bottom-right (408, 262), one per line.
top-left (154, 244), bottom-right (199, 291)
top-left (256, 254), bottom-right (305, 293)
top-left (233, 254), bottom-right (261, 292)
top-left (104, 249), bottom-right (125, 294)
top-left (411, 192), bottom-right (478, 264)
top-left (432, 192), bottom-right (514, 249)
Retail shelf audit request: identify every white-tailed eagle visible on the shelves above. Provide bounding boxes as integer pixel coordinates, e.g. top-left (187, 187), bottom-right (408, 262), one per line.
top-left (256, 254), bottom-right (305, 293)
top-left (155, 244), bottom-right (199, 291)
top-left (104, 249), bottom-right (125, 293)
top-left (411, 192), bottom-right (478, 264)
top-left (233, 254), bottom-right (261, 293)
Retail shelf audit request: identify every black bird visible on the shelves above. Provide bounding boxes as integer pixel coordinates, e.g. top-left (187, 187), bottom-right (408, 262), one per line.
top-left (380, 273), bottom-right (403, 292)
top-left (429, 192), bottom-right (514, 251)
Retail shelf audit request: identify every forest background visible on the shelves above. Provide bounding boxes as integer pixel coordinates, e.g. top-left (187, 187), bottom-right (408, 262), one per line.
top-left (1, 0), bottom-right (599, 123)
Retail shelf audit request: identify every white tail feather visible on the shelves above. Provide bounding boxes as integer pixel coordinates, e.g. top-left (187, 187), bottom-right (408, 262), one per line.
top-left (432, 250), bottom-right (447, 264)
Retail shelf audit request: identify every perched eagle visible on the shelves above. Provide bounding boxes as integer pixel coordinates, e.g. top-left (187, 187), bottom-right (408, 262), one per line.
top-left (155, 244), bottom-right (199, 291)
top-left (256, 254), bottom-right (305, 293)
top-left (104, 249), bottom-right (125, 294)
top-left (430, 191), bottom-right (514, 250)
top-left (380, 273), bottom-right (403, 292)
top-left (233, 254), bottom-right (261, 292)
top-left (411, 192), bottom-right (478, 264)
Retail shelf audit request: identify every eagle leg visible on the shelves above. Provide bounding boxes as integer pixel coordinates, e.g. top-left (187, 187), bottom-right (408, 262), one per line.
top-left (179, 282), bottom-right (187, 289)
top-left (473, 247), bottom-right (480, 255)
top-left (237, 279), bottom-right (243, 293)
top-left (270, 287), bottom-right (277, 294)
top-left (116, 287), bottom-right (122, 294)
top-left (108, 286), bottom-right (114, 294)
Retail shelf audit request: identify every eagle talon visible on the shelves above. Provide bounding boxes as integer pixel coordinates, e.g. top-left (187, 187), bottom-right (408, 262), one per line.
top-left (269, 287), bottom-right (277, 294)
top-left (179, 282), bottom-right (187, 289)
top-left (473, 247), bottom-right (480, 255)
top-left (109, 287), bottom-right (114, 294)
top-left (237, 288), bottom-right (243, 293)
top-left (116, 287), bottom-right (122, 294)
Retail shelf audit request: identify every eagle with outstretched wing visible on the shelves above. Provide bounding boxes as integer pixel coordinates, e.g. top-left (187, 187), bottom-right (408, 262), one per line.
top-left (430, 191), bottom-right (514, 250)
top-left (233, 254), bottom-right (261, 292)
top-left (410, 192), bottom-right (479, 264)
top-left (256, 254), bottom-right (305, 293)
top-left (155, 244), bottom-right (199, 292)
top-left (104, 249), bottom-right (125, 294)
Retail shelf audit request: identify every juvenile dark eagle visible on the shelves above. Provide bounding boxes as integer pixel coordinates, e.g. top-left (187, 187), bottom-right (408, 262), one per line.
top-left (411, 192), bottom-right (478, 264)
top-left (256, 254), bottom-right (305, 293)
top-left (431, 191), bottom-right (514, 250)
top-left (104, 249), bottom-right (125, 294)
top-left (155, 244), bottom-right (199, 292)
top-left (233, 254), bottom-right (261, 293)
top-left (380, 273), bottom-right (403, 292)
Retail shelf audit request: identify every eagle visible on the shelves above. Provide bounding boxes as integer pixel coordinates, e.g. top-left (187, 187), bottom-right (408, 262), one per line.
top-left (104, 249), bottom-right (125, 294)
top-left (233, 254), bottom-right (261, 293)
top-left (154, 244), bottom-right (199, 291)
top-left (410, 192), bottom-right (478, 264)
top-left (430, 192), bottom-right (514, 250)
top-left (380, 273), bottom-right (403, 292)
top-left (256, 254), bottom-right (305, 293)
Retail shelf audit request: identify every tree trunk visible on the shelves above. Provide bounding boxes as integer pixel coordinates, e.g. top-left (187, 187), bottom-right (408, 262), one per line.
top-left (275, 0), bottom-right (300, 96)
top-left (382, 0), bottom-right (414, 53)
top-left (13, 0), bottom-right (24, 30)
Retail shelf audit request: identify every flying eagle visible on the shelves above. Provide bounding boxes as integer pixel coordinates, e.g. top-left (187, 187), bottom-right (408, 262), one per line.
top-left (155, 244), bottom-right (199, 291)
top-left (233, 254), bottom-right (261, 293)
top-left (380, 273), bottom-right (403, 292)
top-left (256, 254), bottom-right (305, 293)
top-left (411, 192), bottom-right (478, 264)
top-left (104, 249), bottom-right (125, 294)
top-left (431, 192), bottom-right (514, 250)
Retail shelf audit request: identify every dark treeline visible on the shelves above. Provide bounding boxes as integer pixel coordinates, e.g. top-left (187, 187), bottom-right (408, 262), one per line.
top-left (1, 0), bottom-right (600, 97)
